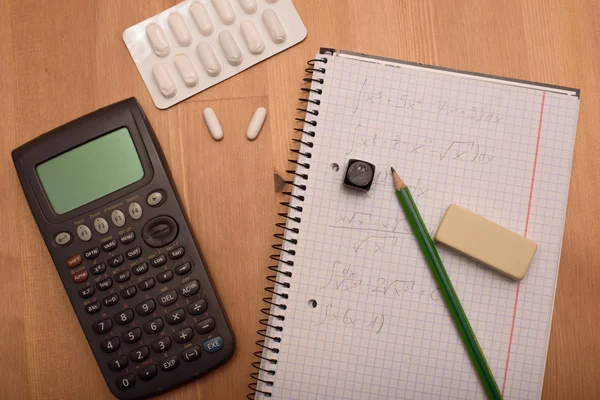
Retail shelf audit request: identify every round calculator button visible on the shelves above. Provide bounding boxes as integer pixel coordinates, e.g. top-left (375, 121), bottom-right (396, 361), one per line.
top-left (76, 225), bottom-right (92, 242)
top-left (146, 191), bottom-right (164, 206)
top-left (111, 210), bottom-right (126, 227)
top-left (142, 216), bottom-right (179, 248)
top-left (128, 202), bottom-right (143, 220)
top-left (94, 217), bottom-right (109, 234)
top-left (115, 374), bottom-right (136, 390)
top-left (54, 231), bottom-right (72, 246)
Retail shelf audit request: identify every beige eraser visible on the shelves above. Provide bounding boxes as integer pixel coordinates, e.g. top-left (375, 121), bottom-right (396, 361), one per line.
top-left (434, 204), bottom-right (537, 280)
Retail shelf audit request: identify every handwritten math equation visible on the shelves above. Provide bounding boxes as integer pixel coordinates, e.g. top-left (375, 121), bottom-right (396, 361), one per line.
top-left (352, 78), bottom-right (506, 125)
top-left (320, 261), bottom-right (442, 302)
top-left (314, 304), bottom-right (386, 335)
top-left (346, 125), bottom-right (496, 166)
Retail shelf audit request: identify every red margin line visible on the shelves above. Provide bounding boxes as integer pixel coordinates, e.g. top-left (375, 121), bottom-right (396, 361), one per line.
top-left (502, 91), bottom-right (546, 395)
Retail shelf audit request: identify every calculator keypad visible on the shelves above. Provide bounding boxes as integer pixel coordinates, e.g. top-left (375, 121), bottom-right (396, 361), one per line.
top-left (63, 193), bottom-right (230, 397)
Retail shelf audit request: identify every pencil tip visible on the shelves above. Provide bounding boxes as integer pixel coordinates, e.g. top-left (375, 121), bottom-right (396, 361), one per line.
top-left (390, 167), bottom-right (396, 173)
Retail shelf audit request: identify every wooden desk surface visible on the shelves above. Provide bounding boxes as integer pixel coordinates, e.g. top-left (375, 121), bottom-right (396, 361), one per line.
top-left (1, 0), bottom-right (599, 398)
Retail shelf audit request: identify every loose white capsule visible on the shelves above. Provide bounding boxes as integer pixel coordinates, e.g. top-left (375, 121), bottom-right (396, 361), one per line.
top-left (262, 9), bottom-right (286, 44)
top-left (152, 64), bottom-right (177, 98)
top-left (196, 42), bottom-right (222, 76)
top-left (168, 13), bottom-right (192, 46)
top-left (146, 23), bottom-right (171, 57)
top-left (213, 0), bottom-right (236, 25)
top-left (247, 107), bottom-right (267, 141)
top-left (240, 20), bottom-right (264, 54)
top-left (174, 54), bottom-right (198, 87)
top-left (218, 31), bottom-right (243, 66)
top-left (238, 0), bottom-right (258, 14)
top-left (190, 2), bottom-right (214, 36)
top-left (203, 108), bottom-right (223, 141)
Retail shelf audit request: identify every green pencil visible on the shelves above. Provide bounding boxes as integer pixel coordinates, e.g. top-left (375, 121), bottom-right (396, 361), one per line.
top-left (391, 167), bottom-right (503, 400)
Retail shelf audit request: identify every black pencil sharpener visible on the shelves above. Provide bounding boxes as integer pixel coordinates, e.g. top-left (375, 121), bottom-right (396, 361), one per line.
top-left (343, 159), bottom-right (376, 192)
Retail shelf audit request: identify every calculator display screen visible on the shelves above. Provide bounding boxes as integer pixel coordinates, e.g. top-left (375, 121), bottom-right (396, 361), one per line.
top-left (36, 127), bottom-right (144, 215)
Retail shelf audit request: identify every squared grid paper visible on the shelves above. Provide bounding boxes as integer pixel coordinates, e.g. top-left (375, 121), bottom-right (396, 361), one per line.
top-left (256, 53), bottom-right (579, 399)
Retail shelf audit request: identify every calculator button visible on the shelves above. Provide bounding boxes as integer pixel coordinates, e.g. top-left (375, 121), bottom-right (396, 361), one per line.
top-left (72, 270), bottom-right (88, 283)
top-left (179, 280), bottom-right (200, 297)
top-left (159, 355), bottom-right (180, 372)
top-left (126, 247), bottom-right (142, 260)
top-left (122, 327), bottom-right (142, 344)
top-left (84, 247), bottom-right (100, 260)
top-left (129, 345), bottom-right (150, 362)
top-left (119, 231), bottom-right (136, 244)
top-left (94, 217), bottom-right (109, 234)
top-left (78, 285), bottom-right (95, 299)
top-left (97, 278), bottom-right (113, 291)
top-left (115, 270), bottom-right (131, 283)
top-left (174, 262), bottom-right (192, 275)
top-left (157, 290), bottom-right (178, 307)
top-left (166, 308), bottom-right (185, 325)
top-left (135, 299), bottom-right (156, 316)
top-left (182, 346), bottom-right (202, 362)
top-left (108, 355), bottom-right (128, 372)
top-left (138, 364), bottom-right (158, 381)
top-left (114, 308), bottom-right (134, 325)
top-left (132, 262), bottom-right (149, 275)
top-left (115, 374), bottom-right (136, 390)
top-left (188, 299), bottom-right (208, 315)
top-left (93, 318), bottom-right (112, 334)
top-left (203, 336), bottom-right (224, 353)
top-left (157, 270), bottom-right (173, 283)
top-left (103, 293), bottom-right (119, 307)
top-left (121, 286), bottom-right (137, 299)
top-left (173, 327), bottom-right (193, 344)
top-left (100, 336), bottom-right (120, 353)
top-left (169, 246), bottom-right (185, 259)
top-left (128, 202), bottom-right (143, 220)
top-left (108, 255), bottom-right (124, 267)
top-left (66, 254), bottom-right (82, 268)
top-left (101, 239), bottom-right (118, 252)
top-left (90, 262), bottom-right (106, 275)
top-left (76, 225), bottom-right (92, 242)
top-left (142, 216), bottom-right (178, 248)
top-left (55, 231), bottom-right (72, 246)
top-left (111, 210), bottom-right (126, 227)
top-left (138, 278), bottom-right (155, 291)
top-left (143, 318), bottom-right (163, 334)
top-left (146, 191), bottom-right (164, 206)
top-left (149, 254), bottom-right (167, 267)
top-left (151, 336), bottom-right (172, 353)
top-left (195, 317), bottom-right (215, 335)
top-left (85, 301), bottom-right (101, 314)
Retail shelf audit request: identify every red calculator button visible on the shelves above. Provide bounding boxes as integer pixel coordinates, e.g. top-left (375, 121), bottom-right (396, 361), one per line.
top-left (72, 269), bottom-right (88, 283)
top-left (66, 254), bottom-right (82, 268)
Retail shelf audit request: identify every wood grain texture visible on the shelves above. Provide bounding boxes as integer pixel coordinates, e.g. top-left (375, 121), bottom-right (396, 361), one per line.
top-left (1, 0), bottom-right (599, 398)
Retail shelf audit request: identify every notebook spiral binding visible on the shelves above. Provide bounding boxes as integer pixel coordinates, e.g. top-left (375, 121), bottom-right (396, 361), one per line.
top-left (247, 55), bottom-right (329, 399)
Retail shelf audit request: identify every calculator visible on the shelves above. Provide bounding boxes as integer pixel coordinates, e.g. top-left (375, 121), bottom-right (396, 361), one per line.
top-left (12, 98), bottom-right (235, 399)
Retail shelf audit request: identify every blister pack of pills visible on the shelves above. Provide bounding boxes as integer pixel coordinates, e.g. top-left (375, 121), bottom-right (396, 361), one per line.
top-left (123, 0), bottom-right (307, 109)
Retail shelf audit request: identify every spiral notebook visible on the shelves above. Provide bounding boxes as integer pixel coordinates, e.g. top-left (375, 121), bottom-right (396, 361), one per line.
top-left (248, 48), bottom-right (580, 399)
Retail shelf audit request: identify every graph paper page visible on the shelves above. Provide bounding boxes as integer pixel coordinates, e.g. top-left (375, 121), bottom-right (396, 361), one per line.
top-left (256, 53), bottom-right (579, 399)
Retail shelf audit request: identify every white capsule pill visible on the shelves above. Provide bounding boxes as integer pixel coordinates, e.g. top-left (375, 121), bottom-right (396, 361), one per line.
top-left (213, 0), bottom-right (236, 25)
top-left (167, 13), bottom-right (192, 46)
top-left (203, 108), bottom-right (223, 141)
top-left (218, 31), bottom-right (243, 66)
top-left (247, 107), bottom-right (267, 141)
top-left (238, 0), bottom-right (258, 14)
top-left (146, 23), bottom-right (171, 57)
top-left (190, 2), bottom-right (214, 36)
top-left (240, 20), bottom-right (265, 54)
top-left (152, 64), bottom-right (177, 98)
top-left (262, 9), bottom-right (286, 44)
top-left (196, 42), bottom-right (221, 76)
top-left (174, 54), bottom-right (198, 87)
